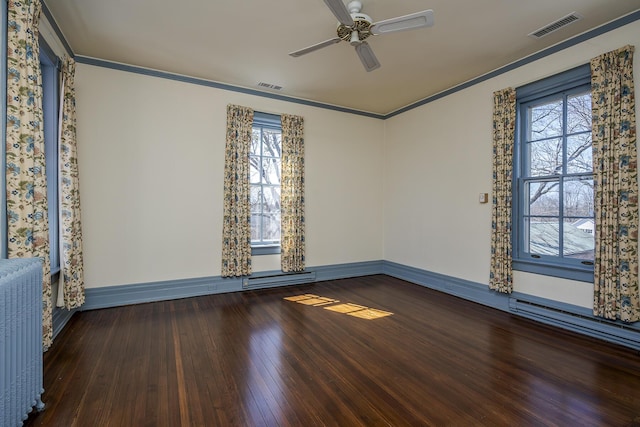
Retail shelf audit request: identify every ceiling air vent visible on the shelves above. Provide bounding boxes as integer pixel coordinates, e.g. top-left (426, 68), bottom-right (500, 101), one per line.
top-left (257, 82), bottom-right (283, 90)
top-left (528, 12), bottom-right (582, 39)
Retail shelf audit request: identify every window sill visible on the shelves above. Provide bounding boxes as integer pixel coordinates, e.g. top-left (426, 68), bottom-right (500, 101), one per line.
top-left (251, 245), bottom-right (281, 256)
top-left (513, 259), bottom-right (593, 283)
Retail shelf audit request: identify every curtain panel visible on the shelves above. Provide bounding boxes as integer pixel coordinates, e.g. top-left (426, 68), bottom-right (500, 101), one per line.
top-left (58, 56), bottom-right (85, 309)
top-left (489, 88), bottom-right (516, 294)
top-left (591, 45), bottom-right (640, 322)
top-left (280, 114), bottom-right (305, 272)
top-left (221, 105), bottom-right (253, 277)
top-left (6, 0), bottom-right (53, 349)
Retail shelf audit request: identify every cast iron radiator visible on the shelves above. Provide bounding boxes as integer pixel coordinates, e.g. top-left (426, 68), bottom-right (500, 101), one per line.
top-left (0, 258), bottom-right (45, 426)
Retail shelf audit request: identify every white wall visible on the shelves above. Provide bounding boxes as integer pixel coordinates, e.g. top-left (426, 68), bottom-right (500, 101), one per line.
top-left (383, 20), bottom-right (640, 309)
top-left (75, 65), bottom-right (384, 288)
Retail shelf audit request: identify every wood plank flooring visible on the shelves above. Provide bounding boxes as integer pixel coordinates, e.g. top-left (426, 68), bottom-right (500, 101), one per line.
top-left (24, 275), bottom-right (640, 426)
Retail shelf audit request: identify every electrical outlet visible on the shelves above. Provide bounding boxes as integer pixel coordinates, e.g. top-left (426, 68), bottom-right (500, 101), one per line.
top-left (479, 193), bottom-right (488, 203)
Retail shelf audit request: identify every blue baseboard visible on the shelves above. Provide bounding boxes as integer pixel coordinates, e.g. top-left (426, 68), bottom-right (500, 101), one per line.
top-left (82, 260), bottom-right (383, 311)
top-left (382, 260), bottom-right (640, 351)
top-left (82, 275), bottom-right (243, 311)
top-left (312, 260), bottom-right (384, 281)
top-left (77, 259), bottom-right (640, 351)
top-left (52, 306), bottom-right (77, 339)
top-left (382, 261), bottom-right (511, 311)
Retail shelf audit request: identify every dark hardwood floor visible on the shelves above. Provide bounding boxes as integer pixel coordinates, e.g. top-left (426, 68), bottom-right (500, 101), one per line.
top-left (24, 275), bottom-right (640, 426)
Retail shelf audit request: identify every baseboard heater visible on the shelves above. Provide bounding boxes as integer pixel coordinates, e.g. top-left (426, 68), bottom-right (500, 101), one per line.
top-left (509, 298), bottom-right (640, 351)
top-left (243, 271), bottom-right (316, 290)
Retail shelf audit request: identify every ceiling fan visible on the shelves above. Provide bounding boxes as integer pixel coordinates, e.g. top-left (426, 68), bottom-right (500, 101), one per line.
top-left (289, 0), bottom-right (434, 72)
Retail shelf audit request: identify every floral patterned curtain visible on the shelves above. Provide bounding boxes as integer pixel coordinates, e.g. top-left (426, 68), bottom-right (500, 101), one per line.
top-left (489, 88), bottom-right (516, 294)
top-left (221, 105), bottom-right (253, 277)
top-left (58, 56), bottom-right (85, 309)
top-left (280, 114), bottom-right (305, 272)
top-left (6, 0), bottom-right (53, 349)
top-left (591, 45), bottom-right (639, 322)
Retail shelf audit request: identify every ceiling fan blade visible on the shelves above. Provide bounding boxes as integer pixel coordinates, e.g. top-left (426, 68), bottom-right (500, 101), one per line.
top-left (322, 0), bottom-right (354, 26)
top-left (355, 42), bottom-right (380, 72)
top-left (289, 37), bottom-right (342, 57)
top-left (370, 9), bottom-right (434, 35)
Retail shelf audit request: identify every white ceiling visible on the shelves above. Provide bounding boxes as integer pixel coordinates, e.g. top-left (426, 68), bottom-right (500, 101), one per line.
top-left (44, 0), bottom-right (640, 116)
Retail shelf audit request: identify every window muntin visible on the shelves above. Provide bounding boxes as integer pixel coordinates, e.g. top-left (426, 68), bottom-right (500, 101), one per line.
top-left (514, 65), bottom-right (594, 280)
top-left (250, 113), bottom-right (281, 248)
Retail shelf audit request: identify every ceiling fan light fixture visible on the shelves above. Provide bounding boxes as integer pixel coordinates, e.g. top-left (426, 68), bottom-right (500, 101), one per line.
top-left (349, 30), bottom-right (361, 46)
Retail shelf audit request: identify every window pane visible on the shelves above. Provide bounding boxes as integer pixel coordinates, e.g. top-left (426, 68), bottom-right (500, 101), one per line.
top-left (263, 213), bottom-right (281, 242)
top-left (263, 186), bottom-right (281, 214)
top-left (249, 155), bottom-right (261, 184)
top-left (567, 92), bottom-right (591, 133)
top-left (526, 180), bottom-right (559, 216)
top-left (250, 186), bottom-right (262, 212)
top-left (567, 133), bottom-right (592, 174)
top-left (526, 217), bottom-right (560, 256)
top-left (262, 158), bottom-right (281, 184)
top-left (564, 219), bottom-right (595, 260)
top-left (250, 213), bottom-right (261, 241)
top-left (262, 129), bottom-right (281, 158)
top-left (252, 128), bottom-right (261, 152)
top-left (563, 177), bottom-right (594, 217)
top-left (529, 138), bottom-right (562, 176)
top-left (529, 100), bottom-right (562, 140)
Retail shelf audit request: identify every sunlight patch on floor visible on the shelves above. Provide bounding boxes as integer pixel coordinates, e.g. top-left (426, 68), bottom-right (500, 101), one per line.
top-left (283, 294), bottom-right (338, 306)
top-left (284, 295), bottom-right (393, 320)
top-left (346, 307), bottom-right (393, 319)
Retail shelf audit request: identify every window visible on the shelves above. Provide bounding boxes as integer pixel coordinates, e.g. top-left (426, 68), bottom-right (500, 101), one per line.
top-left (514, 64), bottom-right (594, 282)
top-left (39, 38), bottom-right (60, 275)
top-left (250, 112), bottom-right (281, 255)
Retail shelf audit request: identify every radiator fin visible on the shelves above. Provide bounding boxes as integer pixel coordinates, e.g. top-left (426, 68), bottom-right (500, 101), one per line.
top-left (0, 258), bottom-right (45, 426)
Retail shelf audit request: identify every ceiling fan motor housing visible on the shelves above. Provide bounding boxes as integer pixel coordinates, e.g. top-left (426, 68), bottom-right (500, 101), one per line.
top-left (337, 13), bottom-right (372, 42)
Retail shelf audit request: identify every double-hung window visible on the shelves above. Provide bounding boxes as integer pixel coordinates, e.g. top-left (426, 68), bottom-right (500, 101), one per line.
top-left (514, 64), bottom-right (594, 282)
top-left (40, 38), bottom-right (60, 276)
top-left (250, 112), bottom-right (282, 255)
